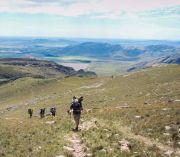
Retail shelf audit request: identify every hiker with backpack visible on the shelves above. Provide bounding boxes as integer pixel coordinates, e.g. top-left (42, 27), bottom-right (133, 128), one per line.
top-left (50, 107), bottom-right (56, 116)
top-left (28, 108), bottom-right (33, 118)
top-left (70, 96), bottom-right (83, 131)
top-left (39, 108), bottom-right (45, 118)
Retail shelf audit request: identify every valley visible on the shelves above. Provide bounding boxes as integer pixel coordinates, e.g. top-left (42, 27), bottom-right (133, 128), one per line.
top-left (0, 37), bottom-right (179, 75)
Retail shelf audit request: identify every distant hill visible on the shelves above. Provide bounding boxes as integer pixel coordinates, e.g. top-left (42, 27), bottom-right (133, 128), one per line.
top-left (57, 42), bottom-right (179, 61)
top-left (0, 58), bottom-right (97, 83)
top-left (57, 42), bottom-right (122, 58)
top-left (127, 53), bottom-right (180, 72)
top-left (159, 53), bottom-right (180, 64)
top-left (0, 37), bottom-right (179, 75)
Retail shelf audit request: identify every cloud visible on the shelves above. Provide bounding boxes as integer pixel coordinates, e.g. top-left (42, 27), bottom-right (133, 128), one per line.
top-left (0, 0), bottom-right (179, 39)
top-left (0, 0), bottom-right (180, 17)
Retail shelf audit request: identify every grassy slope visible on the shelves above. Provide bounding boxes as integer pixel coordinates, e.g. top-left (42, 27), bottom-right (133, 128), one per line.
top-left (81, 64), bottom-right (180, 156)
top-left (0, 63), bottom-right (66, 81)
top-left (0, 65), bottom-right (179, 157)
top-left (87, 61), bottom-right (135, 76)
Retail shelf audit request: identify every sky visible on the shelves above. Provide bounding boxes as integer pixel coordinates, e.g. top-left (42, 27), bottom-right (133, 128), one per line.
top-left (0, 0), bottom-right (180, 40)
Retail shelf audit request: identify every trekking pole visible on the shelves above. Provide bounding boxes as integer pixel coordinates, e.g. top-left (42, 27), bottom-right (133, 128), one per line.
top-left (69, 109), bottom-right (73, 131)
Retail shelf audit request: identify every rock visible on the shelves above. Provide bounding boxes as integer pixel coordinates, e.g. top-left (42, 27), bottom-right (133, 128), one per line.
top-left (163, 133), bottom-right (170, 136)
top-left (86, 153), bottom-right (92, 157)
top-left (162, 108), bottom-right (170, 111)
top-left (165, 126), bottom-right (171, 131)
top-left (144, 101), bottom-right (148, 105)
top-left (146, 93), bottom-right (151, 97)
top-left (63, 146), bottom-right (75, 152)
top-left (6, 106), bottom-right (13, 111)
top-left (99, 149), bottom-right (106, 153)
top-left (135, 115), bottom-right (142, 119)
top-left (45, 121), bottom-right (56, 125)
top-left (175, 150), bottom-right (180, 155)
top-left (174, 99), bottom-right (180, 102)
top-left (147, 129), bottom-right (153, 132)
top-left (121, 103), bottom-right (129, 108)
top-left (68, 139), bottom-right (81, 144)
top-left (164, 150), bottom-right (173, 156)
top-left (118, 139), bottom-right (132, 152)
top-left (103, 129), bottom-right (110, 132)
top-left (168, 99), bottom-right (173, 103)
top-left (178, 141), bottom-right (180, 146)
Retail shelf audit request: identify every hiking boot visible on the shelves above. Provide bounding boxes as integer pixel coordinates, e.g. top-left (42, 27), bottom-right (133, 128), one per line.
top-left (72, 127), bottom-right (78, 132)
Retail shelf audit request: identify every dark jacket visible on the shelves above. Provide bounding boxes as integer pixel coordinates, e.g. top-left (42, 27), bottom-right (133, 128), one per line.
top-left (70, 100), bottom-right (83, 115)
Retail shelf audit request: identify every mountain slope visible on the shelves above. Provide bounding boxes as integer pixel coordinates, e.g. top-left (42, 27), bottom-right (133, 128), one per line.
top-left (0, 58), bottom-right (97, 83)
top-left (0, 65), bottom-right (179, 157)
top-left (58, 42), bottom-right (123, 58)
top-left (127, 53), bottom-right (180, 72)
top-left (159, 53), bottom-right (180, 64)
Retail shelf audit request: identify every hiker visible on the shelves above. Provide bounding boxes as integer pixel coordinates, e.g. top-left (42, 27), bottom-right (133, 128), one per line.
top-left (70, 96), bottom-right (83, 131)
top-left (28, 108), bottom-right (33, 118)
top-left (50, 107), bottom-right (56, 116)
top-left (39, 108), bottom-right (45, 118)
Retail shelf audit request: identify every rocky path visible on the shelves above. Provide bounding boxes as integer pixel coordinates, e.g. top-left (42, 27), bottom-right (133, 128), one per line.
top-left (65, 133), bottom-right (87, 157)
top-left (62, 119), bottom-right (98, 157)
top-left (80, 80), bottom-right (104, 89)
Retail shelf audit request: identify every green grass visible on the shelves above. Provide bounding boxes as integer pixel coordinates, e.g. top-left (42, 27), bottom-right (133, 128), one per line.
top-left (0, 64), bottom-right (180, 157)
top-left (87, 61), bottom-right (135, 76)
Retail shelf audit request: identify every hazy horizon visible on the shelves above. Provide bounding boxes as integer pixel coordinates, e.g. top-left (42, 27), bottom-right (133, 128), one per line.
top-left (0, 35), bottom-right (180, 42)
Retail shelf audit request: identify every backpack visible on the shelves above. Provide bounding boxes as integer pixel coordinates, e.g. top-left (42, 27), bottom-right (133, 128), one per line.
top-left (72, 101), bottom-right (81, 110)
top-left (28, 109), bottom-right (32, 114)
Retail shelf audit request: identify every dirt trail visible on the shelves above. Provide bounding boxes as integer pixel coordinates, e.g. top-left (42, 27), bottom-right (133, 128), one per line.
top-left (66, 133), bottom-right (87, 157)
top-left (63, 119), bottom-right (98, 157)
top-left (80, 80), bottom-right (104, 89)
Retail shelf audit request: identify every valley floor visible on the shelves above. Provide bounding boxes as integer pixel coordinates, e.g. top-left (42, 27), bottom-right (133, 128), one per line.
top-left (0, 65), bottom-right (180, 157)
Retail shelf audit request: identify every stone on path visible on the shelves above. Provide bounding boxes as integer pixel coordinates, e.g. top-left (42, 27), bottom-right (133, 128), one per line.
top-left (55, 155), bottom-right (66, 157)
top-left (164, 150), bottom-right (173, 156)
top-left (63, 146), bottom-right (75, 152)
top-left (45, 121), bottom-right (56, 125)
top-left (118, 139), bottom-right (132, 152)
top-left (86, 153), bottom-right (92, 157)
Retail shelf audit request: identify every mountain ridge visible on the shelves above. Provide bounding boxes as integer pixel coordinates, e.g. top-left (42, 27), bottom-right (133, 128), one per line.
top-left (0, 58), bottom-right (97, 83)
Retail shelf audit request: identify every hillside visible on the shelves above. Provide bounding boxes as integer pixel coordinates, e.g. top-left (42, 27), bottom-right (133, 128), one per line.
top-left (0, 65), bottom-right (179, 157)
top-left (127, 53), bottom-right (180, 72)
top-left (0, 58), bottom-right (97, 83)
